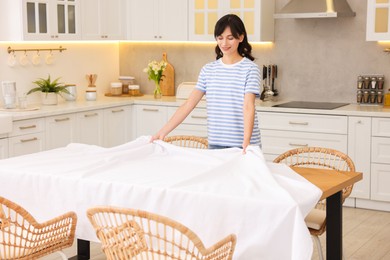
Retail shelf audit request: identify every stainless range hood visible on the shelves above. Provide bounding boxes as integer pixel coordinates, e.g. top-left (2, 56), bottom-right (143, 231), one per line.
top-left (274, 0), bottom-right (356, 19)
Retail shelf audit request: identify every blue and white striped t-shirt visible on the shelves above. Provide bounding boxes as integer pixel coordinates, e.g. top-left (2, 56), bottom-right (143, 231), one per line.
top-left (195, 57), bottom-right (261, 147)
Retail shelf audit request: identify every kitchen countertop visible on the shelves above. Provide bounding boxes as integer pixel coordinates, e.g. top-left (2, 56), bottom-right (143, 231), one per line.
top-left (0, 95), bottom-right (389, 121)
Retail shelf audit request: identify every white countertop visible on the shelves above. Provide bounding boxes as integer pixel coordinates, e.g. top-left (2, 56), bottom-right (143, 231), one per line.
top-left (0, 95), bottom-right (389, 121)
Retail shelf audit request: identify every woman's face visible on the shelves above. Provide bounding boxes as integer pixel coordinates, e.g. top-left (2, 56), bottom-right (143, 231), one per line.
top-left (216, 27), bottom-right (244, 57)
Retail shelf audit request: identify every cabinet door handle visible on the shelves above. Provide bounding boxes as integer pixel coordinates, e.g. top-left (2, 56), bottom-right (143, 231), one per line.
top-left (84, 113), bottom-right (98, 118)
top-left (289, 121), bottom-right (309, 126)
top-left (19, 125), bottom-right (37, 130)
top-left (143, 108), bottom-right (159, 112)
top-left (191, 115), bottom-right (207, 119)
top-left (289, 143), bottom-right (309, 147)
top-left (112, 109), bottom-right (124, 113)
top-left (55, 117), bottom-right (70, 122)
top-left (20, 137), bottom-right (38, 143)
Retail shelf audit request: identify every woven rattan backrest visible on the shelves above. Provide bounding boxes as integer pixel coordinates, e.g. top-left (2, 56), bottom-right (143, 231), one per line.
top-left (87, 206), bottom-right (236, 260)
top-left (0, 196), bottom-right (77, 260)
top-left (273, 147), bottom-right (356, 203)
top-left (164, 135), bottom-right (208, 149)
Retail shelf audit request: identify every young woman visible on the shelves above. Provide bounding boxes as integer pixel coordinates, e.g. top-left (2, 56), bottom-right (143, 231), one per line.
top-left (151, 14), bottom-right (261, 153)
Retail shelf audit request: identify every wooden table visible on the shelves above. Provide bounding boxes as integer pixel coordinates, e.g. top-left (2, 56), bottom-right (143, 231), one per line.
top-left (292, 167), bottom-right (363, 260)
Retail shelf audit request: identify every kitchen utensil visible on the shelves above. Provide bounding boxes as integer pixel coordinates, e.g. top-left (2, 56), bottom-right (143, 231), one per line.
top-left (272, 64), bottom-right (279, 96)
top-left (160, 52), bottom-right (175, 96)
top-left (260, 65), bottom-right (267, 100)
top-left (369, 90), bottom-right (376, 103)
top-left (85, 91), bottom-right (97, 101)
top-left (19, 51), bottom-right (29, 66)
top-left (357, 90), bottom-right (363, 103)
top-left (119, 76), bottom-right (135, 94)
top-left (32, 51), bottom-right (41, 65)
top-left (377, 91), bottom-right (383, 103)
top-left (7, 52), bottom-right (16, 67)
top-left (45, 51), bottom-right (54, 65)
top-left (86, 74), bottom-right (97, 87)
top-left (110, 82), bottom-right (122, 96)
top-left (1, 81), bottom-right (17, 109)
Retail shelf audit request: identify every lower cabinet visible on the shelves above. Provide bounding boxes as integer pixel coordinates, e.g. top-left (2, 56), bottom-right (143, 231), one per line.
top-left (45, 114), bottom-right (77, 150)
top-left (258, 111), bottom-right (348, 161)
top-left (348, 117), bottom-right (371, 200)
top-left (8, 118), bottom-right (45, 157)
top-left (103, 106), bottom-right (133, 147)
top-left (167, 107), bottom-right (207, 137)
top-left (134, 105), bottom-right (168, 137)
top-left (76, 109), bottom-right (104, 146)
top-left (0, 138), bottom-right (9, 159)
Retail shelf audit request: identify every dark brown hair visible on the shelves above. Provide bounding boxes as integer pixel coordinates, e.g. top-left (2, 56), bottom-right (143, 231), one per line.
top-left (214, 14), bottom-right (255, 61)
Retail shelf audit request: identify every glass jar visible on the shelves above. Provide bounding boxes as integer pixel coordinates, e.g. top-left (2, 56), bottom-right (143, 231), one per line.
top-left (110, 82), bottom-right (122, 96)
top-left (128, 85), bottom-right (140, 96)
top-left (119, 76), bottom-right (135, 94)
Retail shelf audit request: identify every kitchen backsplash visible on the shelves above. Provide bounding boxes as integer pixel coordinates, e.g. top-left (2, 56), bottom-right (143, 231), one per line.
top-left (1, 0), bottom-right (390, 105)
top-left (0, 42), bottom-right (120, 104)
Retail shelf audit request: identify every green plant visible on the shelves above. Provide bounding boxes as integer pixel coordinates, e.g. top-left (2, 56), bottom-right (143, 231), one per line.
top-left (27, 75), bottom-right (70, 95)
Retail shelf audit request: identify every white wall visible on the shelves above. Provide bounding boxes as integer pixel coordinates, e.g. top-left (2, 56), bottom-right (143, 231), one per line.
top-left (0, 42), bottom-right (120, 105)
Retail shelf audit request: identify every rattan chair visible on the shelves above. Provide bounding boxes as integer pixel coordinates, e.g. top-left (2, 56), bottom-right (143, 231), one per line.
top-left (273, 147), bottom-right (355, 260)
top-left (164, 135), bottom-right (208, 149)
top-left (0, 196), bottom-right (77, 260)
top-left (87, 206), bottom-right (236, 260)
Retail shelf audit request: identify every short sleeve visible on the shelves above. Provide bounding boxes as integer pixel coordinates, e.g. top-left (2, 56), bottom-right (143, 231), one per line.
top-left (195, 65), bottom-right (207, 93)
top-left (245, 64), bottom-right (261, 95)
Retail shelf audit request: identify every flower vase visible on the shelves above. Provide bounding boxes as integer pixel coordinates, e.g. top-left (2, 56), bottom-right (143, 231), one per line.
top-left (154, 81), bottom-right (162, 99)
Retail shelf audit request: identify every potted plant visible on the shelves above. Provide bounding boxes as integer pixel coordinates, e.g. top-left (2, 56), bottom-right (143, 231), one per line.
top-left (27, 75), bottom-right (70, 105)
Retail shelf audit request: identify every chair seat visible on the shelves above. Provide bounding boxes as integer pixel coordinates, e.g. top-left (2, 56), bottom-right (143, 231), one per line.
top-left (305, 208), bottom-right (326, 230)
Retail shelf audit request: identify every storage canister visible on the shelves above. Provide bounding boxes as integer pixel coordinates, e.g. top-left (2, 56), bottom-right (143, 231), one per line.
top-left (110, 82), bottom-right (122, 96)
top-left (119, 76), bottom-right (135, 94)
top-left (128, 85), bottom-right (140, 96)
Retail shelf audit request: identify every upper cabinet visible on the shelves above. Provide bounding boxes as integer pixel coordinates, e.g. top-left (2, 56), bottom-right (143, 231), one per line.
top-left (0, 0), bottom-right (81, 41)
top-left (188, 0), bottom-right (274, 42)
top-left (129, 0), bottom-right (188, 41)
top-left (367, 0), bottom-right (390, 41)
top-left (81, 0), bottom-right (126, 40)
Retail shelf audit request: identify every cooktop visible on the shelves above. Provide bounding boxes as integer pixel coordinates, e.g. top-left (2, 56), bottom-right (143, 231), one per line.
top-left (272, 101), bottom-right (349, 110)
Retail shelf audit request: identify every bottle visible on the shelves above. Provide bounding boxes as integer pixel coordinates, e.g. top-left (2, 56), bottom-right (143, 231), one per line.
top-left (384, 89), bottom-right (390, 107)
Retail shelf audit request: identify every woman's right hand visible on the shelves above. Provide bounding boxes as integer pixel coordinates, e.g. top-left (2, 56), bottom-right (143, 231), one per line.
top-left (150, 132), bottom-right (165, 143)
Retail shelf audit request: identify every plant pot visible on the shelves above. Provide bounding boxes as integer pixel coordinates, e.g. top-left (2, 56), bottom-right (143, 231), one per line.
top-left (41, 92), bottom-right (58, 105)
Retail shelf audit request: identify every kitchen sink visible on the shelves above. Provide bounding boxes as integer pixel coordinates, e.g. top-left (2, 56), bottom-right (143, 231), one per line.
top-left (272, 101), bottom-right (349, 110)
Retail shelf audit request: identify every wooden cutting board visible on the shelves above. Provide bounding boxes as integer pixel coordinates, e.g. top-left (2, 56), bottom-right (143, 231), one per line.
top-left (160, 52), bottom-right (175, 96)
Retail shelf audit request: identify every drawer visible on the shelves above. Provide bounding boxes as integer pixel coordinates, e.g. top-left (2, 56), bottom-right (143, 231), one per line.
top-left (168, 107), bottom-right (207, 125)
top-left (371, 163), bottom-right (390, 202)
top-left (372, 137), bottom-right (390, 164)
top-left (261, 129), bottom-right (347, 156)
top-left (372, 117), bottom-right (390, 137)
top-left (8, 132), bottom-right (45, 157)
top-left (258, 112), bottom-right (347, 134)
top-left (10, 118), bottom-right (45, 137)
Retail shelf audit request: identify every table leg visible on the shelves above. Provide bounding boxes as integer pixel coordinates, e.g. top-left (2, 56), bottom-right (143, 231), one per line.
top-left (326, 191), bottom-right (342, 260)
top-left (69, 239), bottom-right (90, 260)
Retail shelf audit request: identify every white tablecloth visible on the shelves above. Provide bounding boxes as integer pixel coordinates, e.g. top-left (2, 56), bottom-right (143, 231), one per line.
top-left (0, 136), bottom-right (322, 259)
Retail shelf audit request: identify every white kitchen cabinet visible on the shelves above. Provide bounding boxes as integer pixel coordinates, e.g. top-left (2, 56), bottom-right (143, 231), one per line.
top-left (76, 110), bottom-right (104, 146)
top-left (0, 0), bottom-right (80, 40)
top-left (371, 163), bottom-right (390, 201)
top-left (82, 0), bottom-right (126, 40)
top-left (103, 106), bottom-right (133, 147)
top-left (135, 105), bottom-right (168, 137)
top-left (8, 118), bottom-right (45, 157)
top-left (167, 107), bottom-right (207, 137)
top-left (129, 0), bottom-right (188, 41)
top-left (45, 114), bottom-right (76, 150)
top-left (258, 112), bottom-right (348, 161)
top-left (366, 0), bottom-right (390, 41)
top-left (23, 0), bottom-right (81, 40)
top-left (348, 117), bottom-right (371, 199)
top-left (0, 138), bottom-right (9, 159)
top-left (188, 0), bottom-right (274, 41)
